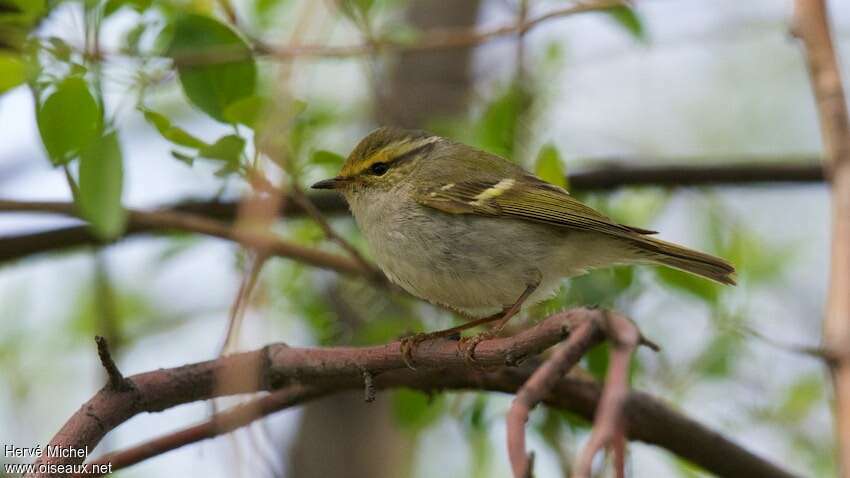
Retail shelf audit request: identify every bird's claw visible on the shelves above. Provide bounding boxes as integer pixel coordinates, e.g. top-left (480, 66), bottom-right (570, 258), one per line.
top-left (400, 333), bottom-right (429, 370)
top-left (458, 331), bottom-right (495, 368)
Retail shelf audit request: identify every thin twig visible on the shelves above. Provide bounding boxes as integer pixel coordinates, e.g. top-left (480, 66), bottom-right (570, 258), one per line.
top-left (94, 336), bottom-right (133, 392)
top-left (289, 185), bottom-right (383, 280)
top-left (216, 0), bottom-right (238, 26)
top-left (0, 200), bottom-right (380, 281)
top-left (791, 1), bottom-right (850, 476)
top-left (573, 312), bottom-right (640, 478)
top-left (362, 368), bottom-right (376, 403)
top-left (84, 385), bottom-right (323, 476)
top-left (737, 324), bottom-right (834, 361)
top-left (507, 319), bottom-right (604, 477)
top-left (219, 253), bottom-right (269, 355)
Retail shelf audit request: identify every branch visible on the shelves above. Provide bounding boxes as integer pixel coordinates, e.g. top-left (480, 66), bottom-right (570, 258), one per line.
top-left (792, 1), bottom-right (850, 476)
top-left (574, 313), bottom-right (640, 478)
top-left (27, 309), bottom-right (796, 478)
top-left (0, 200), bottom-right (383, 283)
top-left (0, 160), bottom-right (825, 264)
top-left (507, 317), bottom-right (602, 477)
top-left (85, 385), bottom-right (326, 475)
top-left (94, 336), bottom-right (133, 393)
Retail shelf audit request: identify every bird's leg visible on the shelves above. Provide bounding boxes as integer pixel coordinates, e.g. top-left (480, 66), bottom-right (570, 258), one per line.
top-left (400, 310), bottom-right (505, 370)
top-left (459, 280), bottom-right (540, 366)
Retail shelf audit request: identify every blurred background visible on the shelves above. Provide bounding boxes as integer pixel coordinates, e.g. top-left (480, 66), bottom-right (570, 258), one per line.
top-left (0, 0), bottom-right (843, 476)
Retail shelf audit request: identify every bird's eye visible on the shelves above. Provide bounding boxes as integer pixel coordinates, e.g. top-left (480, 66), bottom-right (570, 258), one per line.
top-left (370, 162), bottom-right (389, 176)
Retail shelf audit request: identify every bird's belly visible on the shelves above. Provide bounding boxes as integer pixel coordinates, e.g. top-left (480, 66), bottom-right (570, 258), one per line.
top-left (366, 213), bottom-right (575, 316)
top-left (379, 254), bottom-right (554, 317)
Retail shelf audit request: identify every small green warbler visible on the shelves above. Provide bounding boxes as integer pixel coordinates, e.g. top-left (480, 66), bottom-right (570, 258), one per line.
top-left (313, 127), bottom-right (734, 361)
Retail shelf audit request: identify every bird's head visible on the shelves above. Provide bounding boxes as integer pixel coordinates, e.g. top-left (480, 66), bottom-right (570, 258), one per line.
top-left (311, 127), bottom-right (441, 197)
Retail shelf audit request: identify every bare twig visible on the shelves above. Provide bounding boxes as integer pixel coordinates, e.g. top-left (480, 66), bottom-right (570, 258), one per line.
top-left (792, 1), bottom-right (850, 476)
top-left (0, 200), bottom-right (380, 281)
top-left (574, 313), bottom-right (641, 478)
top-left (215, 0), bottom-right (238, 26)
top-left (219, 253), bottom-right (269, 354)
top-left (94, 336), bottom-right (133, 393)
top-left (362, 368), bottom-right (376, 403)
top-left (289, 185), bottom-right (383, 280)
top-left (507, 319), bottom-right (604, 477)
top-left (737, 324), bottom-right (835, 361)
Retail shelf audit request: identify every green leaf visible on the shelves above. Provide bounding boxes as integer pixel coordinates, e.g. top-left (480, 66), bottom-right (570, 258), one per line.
top-left (310, 149), bottom-right (345, 166)
top-left (474, 84), bottom-right (531, 159)
top-left (656, 266), bottom-right (720, 304)
top-left (171, 150), bottom-right (195, 165)
top-left (391, 389), bottom-right (445, 433)
top-left (104, 0), bottom-right (151, 16)
top-left (37, 76), bottom-right (102, 165)
top-left (461, 394), bottom-right (490, 432)
top-left (166, 14), bottom-right (256, 122)
top-left (223, 94), bottom-right (266, 128)
top-left (78, 131), bottom-right (127, 239)
top-left (0, 52), bottom-right (26, 93)
top-left (778, 374), bottom-right (823, 422)
top-left (199, 134), bottom-right (244, 163)
top-left (253, 0), bottom-right (287, 27)
top-left (141, 109), bottom-right (208, 149)
top-left (534, 144), bottom-right (566, 188)
top-left (604, 6), bottom-right (646, 42)
top-left (562, 266), bottom-right (634, 308)
top-left (0, 0), bottom-right (45, 52)
top-left (45, 37), bottom-right (72, 61)
top-left (0, 0), bottom-right (45, 22)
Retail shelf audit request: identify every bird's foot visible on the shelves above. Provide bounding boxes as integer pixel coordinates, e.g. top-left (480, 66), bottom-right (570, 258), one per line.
top-left (458, 330), bottom-right (497, 368)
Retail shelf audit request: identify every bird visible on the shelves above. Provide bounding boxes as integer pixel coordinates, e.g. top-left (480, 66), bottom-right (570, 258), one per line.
top-left (312, 127), bottom-right (735, 364)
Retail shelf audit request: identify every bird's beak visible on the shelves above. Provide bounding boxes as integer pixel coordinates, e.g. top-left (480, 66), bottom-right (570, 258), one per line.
top-left (311, 177), bottom-right (348, 190)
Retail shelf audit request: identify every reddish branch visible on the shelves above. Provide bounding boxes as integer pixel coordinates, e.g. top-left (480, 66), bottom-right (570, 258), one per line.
top-left (506, 312), bottom-right (643, 478)
top-left (573, 313), bottom-right (640, 478)
top-left (26, 309), bottom-right (796, 478)
top-left (792, 1), bottom-right (850, 476)
top-left (506, 317), bottom-right (602, 477)
top-left (93, 337), bottom-right (133, 393)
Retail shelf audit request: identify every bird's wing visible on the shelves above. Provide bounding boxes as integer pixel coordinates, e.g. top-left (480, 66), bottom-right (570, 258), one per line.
top-left (414, 175), bottom-right (655, 237)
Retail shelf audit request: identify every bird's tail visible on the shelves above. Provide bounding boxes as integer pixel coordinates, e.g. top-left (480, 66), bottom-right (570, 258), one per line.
top-left (632, 236), bottom-right (736, 285)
